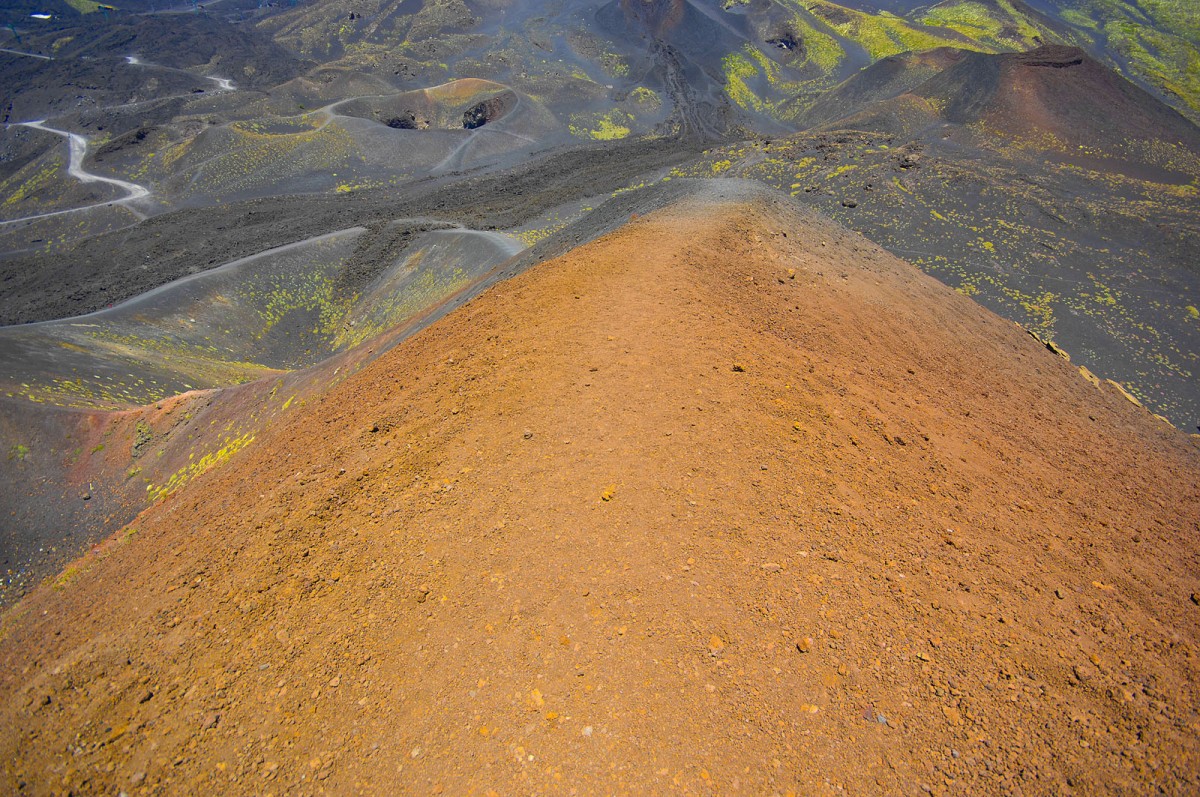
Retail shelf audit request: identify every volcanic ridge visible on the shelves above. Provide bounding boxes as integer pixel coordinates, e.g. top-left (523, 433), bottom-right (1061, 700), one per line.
top-left (2, 182), bottom-right (1198, 794)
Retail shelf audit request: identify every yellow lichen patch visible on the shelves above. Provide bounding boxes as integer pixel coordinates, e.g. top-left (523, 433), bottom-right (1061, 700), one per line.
top-left (568, 110), bottom-right (632, 141)
top-left (807, 0), bottom-right (967, 60)
top-left (723, 52), bottom-right (765, 113)
top-left (53, 563), bottom-right (84, 590)
top-left (629, 87), bottom-right (661, 110)
top-left (1106, 379), bottom-right (1144, 408)
top-left (334, 259), bottom-right (474, 351)
top-left (63, 0), bottom-right (102, 13)
top-left (918, 0), bottom-right (1053, 50)
top-left (1, 155), bottom-right (66, 210)
top-left (146, 433), bottom-right (256, 503)
top-left (1079, 365), bottom-right (1101, 388)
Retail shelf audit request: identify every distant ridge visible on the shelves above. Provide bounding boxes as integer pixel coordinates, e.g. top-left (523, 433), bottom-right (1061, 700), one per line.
top-left (807, 44), bottom-right (1200, 153)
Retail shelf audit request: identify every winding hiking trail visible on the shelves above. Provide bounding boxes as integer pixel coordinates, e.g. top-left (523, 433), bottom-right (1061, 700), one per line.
top-left (22, 121), bottom-right (150, 202)
top-left (0, 45), bottom-right (244, 228)
top-left (0, 47), bottom-right (51, 60)
top-left (0, 121), bottom-right (150, 226)
top-left (125, 55), bottom-right (235, 93)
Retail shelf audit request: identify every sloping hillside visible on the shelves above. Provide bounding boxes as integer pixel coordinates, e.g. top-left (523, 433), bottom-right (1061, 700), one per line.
top-left (1, 183), bottom-right (1196, 794)
top-left (677, 45), bottom-right (1200, 430)
top-left (910, 45), bottom-right (1200, 150)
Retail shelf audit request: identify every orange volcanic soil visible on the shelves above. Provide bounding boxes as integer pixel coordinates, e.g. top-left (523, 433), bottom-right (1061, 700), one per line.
top-left (1, 183), bottom-right (1198, 795)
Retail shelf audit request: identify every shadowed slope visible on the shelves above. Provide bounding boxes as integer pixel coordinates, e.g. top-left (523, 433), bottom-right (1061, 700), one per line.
top-left (683, 44), bottom-right (1200, 430)
top-left (805, 44), bottom-right (1200, 154)
top-left (912, 45), bottom-right (1200, 150)
top-left (0, 182), bottom-right (1197, 794)
top-left (797, 46), bottom-right (967, 129)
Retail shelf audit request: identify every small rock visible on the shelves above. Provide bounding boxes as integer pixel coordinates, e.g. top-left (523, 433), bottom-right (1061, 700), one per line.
top-left (582, 726), bottom-right (593, 737)
top-left (732, 364), bottom-right (746, 373)
top-left (522, 429), bottom-right (533, 440)
top-left (1191, 592), bottom-right (1200, 606)
top-left (795, 636), bottom-right (813, 653)
top-left (1072, 663), bottom-right (1096, 683)
top-left (601, 485), bottom-right (616, 502)
top-left (708, 635), bottom-right (726, 655)
top-left (1055, 589), bottom-right (1066, 600)
top-left (138, 690), bottom-right (153, 704)
top-left (201, 712), bottom-right (220, 731)
top-left (416, 586), bottom-right (430, 603)
top-left (761, 562), bottom-right (782, 572)
top-left (130, 772), bottom-right (146, 786)
top-left (328, 676), bottom-right (340, 688)
top-left (841, 199), bottom-right (857, 208)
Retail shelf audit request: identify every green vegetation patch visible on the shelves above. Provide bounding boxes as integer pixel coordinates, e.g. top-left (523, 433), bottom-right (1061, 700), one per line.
top-left (807, 0), bottom-right (963, 60)
top-left (568, 110), bottom-right (633, 141)
top-left (63, 0), bottom-right (103, 14)
top-left (146, 433), bottom-right (255, 503)
top-left (917, 0), bottom-right (1055, 50)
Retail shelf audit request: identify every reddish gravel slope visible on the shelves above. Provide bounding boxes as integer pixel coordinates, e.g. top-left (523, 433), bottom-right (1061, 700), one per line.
top-left (1, 183), bottom-right (1198, 795)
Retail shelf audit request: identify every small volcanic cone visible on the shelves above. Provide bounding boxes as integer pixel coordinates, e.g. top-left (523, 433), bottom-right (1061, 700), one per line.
top-left (914, 44), bottom-right (1200, 149)
top-left (620, 0), bottom-right (687, 36)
